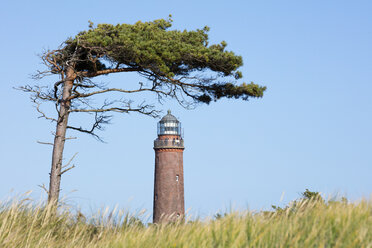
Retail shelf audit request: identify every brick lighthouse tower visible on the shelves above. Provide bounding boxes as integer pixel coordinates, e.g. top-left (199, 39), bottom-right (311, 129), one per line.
top-left (153, 110), bottom-right (185, 223)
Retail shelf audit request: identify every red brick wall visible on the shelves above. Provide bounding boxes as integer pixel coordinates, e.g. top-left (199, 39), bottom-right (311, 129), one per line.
top-left (153, 148), bottom-right (184, 223)
top-left (157, 135), bottom-right (180, 140)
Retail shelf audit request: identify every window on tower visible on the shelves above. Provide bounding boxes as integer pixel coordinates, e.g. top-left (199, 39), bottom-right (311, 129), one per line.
top-left (176, 175), bottom-right (179, 182)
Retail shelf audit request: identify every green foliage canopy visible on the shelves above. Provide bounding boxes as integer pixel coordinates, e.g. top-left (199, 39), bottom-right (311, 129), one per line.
top-left (53, 17), bottom-right (266, 104)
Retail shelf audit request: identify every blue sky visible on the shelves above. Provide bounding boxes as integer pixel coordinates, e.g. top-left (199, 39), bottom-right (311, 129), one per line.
top-left (0, 0), bottom-right (371, 218)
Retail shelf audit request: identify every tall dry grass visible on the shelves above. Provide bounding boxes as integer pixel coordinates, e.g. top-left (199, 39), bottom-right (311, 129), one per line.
top-left (0, 195), bottom-right (371, 247)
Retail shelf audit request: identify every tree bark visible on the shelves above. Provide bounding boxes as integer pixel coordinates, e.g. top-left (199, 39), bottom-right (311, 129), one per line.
top-left (48, 67), bottom-right (75, 205)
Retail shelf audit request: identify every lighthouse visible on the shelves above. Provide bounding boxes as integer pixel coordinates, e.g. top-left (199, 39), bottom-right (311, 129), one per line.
top-left (153, 110), bottom-right (185, 223)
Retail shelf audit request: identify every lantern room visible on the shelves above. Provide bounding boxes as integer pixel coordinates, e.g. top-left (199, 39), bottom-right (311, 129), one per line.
top-left (157, 110), bottom-right (182, 136)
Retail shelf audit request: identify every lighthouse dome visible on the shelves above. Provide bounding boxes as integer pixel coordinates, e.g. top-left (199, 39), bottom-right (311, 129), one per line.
top-left (158, 110), bottom-right (182, 136)
top-left (160, 110), bottom-right (179, 123)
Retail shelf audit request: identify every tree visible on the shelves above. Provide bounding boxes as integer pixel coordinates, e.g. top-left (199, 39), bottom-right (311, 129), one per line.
top-left (302, 189), bottom-right (323, 202)
top-left (19, 17), bottom-right (266, 205)
top-left (270, 189), bottom-right (325, 216)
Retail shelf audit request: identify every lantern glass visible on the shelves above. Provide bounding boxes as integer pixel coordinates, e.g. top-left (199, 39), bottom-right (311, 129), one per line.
top-left (158, 120), bottom-right (181, 135)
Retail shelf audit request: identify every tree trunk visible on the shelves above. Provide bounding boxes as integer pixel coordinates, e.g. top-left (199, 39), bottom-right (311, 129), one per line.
top-left (48, 67), bottom-right (75, 205)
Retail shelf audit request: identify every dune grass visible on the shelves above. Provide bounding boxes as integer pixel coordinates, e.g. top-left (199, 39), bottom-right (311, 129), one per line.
top-left (0, 196), bottom-right (371, 247)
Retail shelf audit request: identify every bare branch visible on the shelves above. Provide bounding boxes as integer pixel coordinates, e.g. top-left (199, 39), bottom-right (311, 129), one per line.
top-left (37, 141), bottom-right (54, 146)
top-left (67, 112), bottom-right (111, 141)
top-left (68, 86), bottom-right (167, 100)
top-left (70, 107), bottom-right (145, 113)
top-left (16, 85), bottom-right (57, 102)
top-left (80, 67), bottom-right (141, 78)
top-left (31, 69), bottom-right (55, 80)
top-left (67, 125), bottom-right (103, 141)
top-left (70, 98), bottom-right (159, 117)
top-left (43, 49), bottom-right (63, 72)
top-left (60, 165), bottom-right (75, 176)
top-left (62, 152), bottom-right (78, 169)
top-left (66, 96), bottom-right (160, 140)
top-left (38, 183), bottom-right (49, 194)
top-left (59, 153), bottom-right (78, 176)
top-left (31, 98), bottom-right (58, 122)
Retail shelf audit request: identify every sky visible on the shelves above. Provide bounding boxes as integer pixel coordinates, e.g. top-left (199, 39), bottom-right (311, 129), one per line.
top-left (0, 0), bottom-right (371, 219)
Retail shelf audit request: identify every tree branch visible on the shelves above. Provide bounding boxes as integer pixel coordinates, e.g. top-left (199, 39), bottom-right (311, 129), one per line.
top-left (60, 165), bottom-right (75, 176)
top-left (69, 87), bottom-right (152, 100)
top-left (16, 85), bottom-right (57, 102)
top-left (62, 152), bottom-right (78, 168)
top-left (59, 153), bottom-right (78, 176)
top-left (68, 85), bottom-right (169, 100)
top-left (67, 125), bottom-right (104, 141)
top-left (31, 97), bottom-right (58, 122)
top-left (69, 107), bottom-right (148, 113)
top-left (80, 67), bottom-right (141, 77)
top-left (66, 112), bottom-right (111, 141)
top-left (38, 183), bottom-right (49, 194)
top-left (37, 141), bottom-right (54, 146)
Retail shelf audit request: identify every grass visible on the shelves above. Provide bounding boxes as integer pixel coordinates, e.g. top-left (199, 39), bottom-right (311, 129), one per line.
top-left (0, 195), bottom-right (371, 247)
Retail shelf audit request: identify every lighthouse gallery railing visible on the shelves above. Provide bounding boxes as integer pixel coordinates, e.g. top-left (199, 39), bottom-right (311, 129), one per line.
top-left (154, 139), bottom-right (184, 149)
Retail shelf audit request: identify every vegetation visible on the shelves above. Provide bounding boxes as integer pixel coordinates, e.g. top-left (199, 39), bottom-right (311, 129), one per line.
top-left (19, 16), bottom-right (266, 204)
top-left (0, 193), bottom-right (370, 247)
